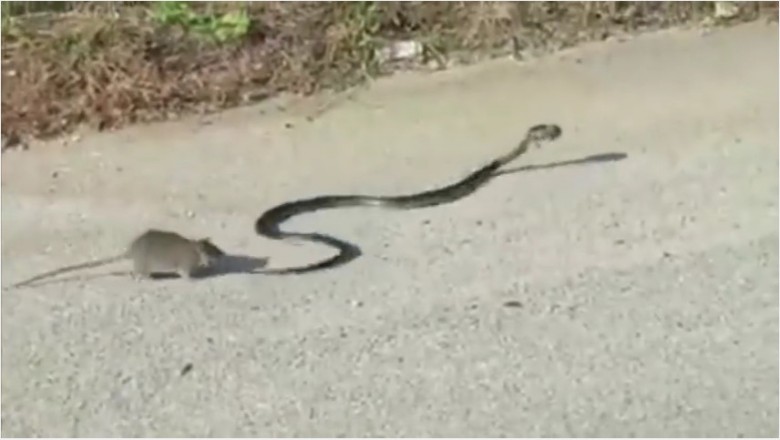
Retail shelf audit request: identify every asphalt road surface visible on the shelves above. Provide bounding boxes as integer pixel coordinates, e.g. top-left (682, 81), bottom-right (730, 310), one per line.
top-left (2, 21), bottom-right (778, 437)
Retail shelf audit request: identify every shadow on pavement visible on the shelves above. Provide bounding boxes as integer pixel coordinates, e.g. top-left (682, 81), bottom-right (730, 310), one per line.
top-left (11, 151), bottom-right (628, 287)
top-left (253, 150), bottom-right (629, 276)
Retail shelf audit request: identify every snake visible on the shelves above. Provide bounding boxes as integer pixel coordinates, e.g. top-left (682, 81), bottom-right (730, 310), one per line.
top-left (254, 123), bottom-right (563, 274)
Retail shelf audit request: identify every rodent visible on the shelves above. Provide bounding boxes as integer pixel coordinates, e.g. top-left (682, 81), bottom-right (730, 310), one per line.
top-left (8, 229), bottom-right (225, 289)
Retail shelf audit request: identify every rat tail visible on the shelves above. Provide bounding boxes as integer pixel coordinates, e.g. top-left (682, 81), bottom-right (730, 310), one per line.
top-left (9, 253), bottom-right (127, 289)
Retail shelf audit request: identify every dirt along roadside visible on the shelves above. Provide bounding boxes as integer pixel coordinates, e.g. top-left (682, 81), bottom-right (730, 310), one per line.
top-left (1, 21), bottom-right (778, 437)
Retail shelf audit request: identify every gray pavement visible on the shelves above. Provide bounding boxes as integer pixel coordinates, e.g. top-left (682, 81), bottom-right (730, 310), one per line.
top-left (1, 21), bottom-right (778, 437)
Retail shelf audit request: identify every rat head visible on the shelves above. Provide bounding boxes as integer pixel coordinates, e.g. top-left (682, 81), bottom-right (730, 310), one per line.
top-left (196, 238), bottom-right (226, 264)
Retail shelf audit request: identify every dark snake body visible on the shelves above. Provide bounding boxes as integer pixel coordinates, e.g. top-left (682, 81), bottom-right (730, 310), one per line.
top-left (255, 123), bottom-right (563, 274)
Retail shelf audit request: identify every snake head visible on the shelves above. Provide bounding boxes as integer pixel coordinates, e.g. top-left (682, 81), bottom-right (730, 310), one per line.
top-left (527, 124), bottom-right (562, 145)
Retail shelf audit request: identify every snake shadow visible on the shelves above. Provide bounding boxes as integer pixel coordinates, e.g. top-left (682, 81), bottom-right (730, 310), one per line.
top-left (255, 151), bottom-right (628, 276)
top-left (493, 152), bottom-right (628, 177)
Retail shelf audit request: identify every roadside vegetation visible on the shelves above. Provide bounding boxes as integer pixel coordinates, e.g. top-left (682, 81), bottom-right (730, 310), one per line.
top-left (1, 1), bottom-right (775, 148)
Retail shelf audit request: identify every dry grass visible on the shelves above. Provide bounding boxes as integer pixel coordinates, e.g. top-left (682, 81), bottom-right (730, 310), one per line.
top-left (1, 1), bottom-right (776, 146)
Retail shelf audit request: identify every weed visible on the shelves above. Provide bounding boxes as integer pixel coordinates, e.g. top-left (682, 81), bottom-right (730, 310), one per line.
top-left (150, 1), bottom-right (249, 44)
top-left (344, 1), bottom-right (383, 77)
top-left (1, 1), bottom-right (775, 143)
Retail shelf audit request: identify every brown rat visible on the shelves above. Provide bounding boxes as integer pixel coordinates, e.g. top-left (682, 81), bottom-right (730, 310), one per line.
top-left (8, 229), bottom-right (225, 289)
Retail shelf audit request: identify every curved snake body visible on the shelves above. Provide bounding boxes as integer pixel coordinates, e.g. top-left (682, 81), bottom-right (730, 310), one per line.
top-left (255, 123), bottom-right (562, 274)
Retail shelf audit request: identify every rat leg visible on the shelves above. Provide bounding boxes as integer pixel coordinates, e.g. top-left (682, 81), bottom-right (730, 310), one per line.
top-left (131, 258), bottom-right (153, 281)
top-left (177, 267), bottom-right (194, 280)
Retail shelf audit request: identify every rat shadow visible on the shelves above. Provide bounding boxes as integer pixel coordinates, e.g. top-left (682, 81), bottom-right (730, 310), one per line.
top-left (197, 254), bottom-right (269, 279)
top-left (253, 151), bottom-right (629, 276)
top-left (16, 254), bottom-right (269, 288)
